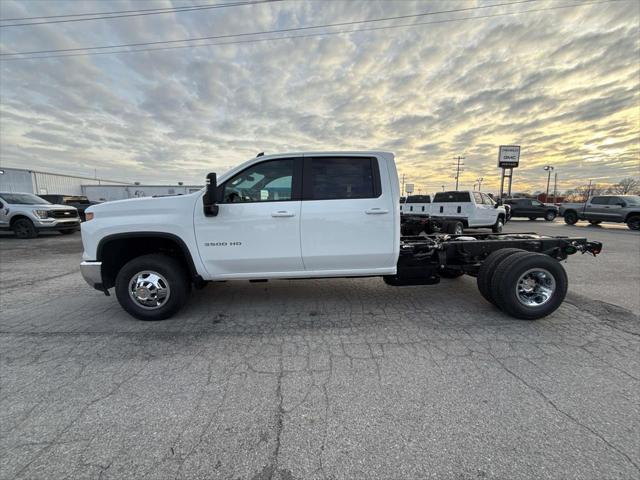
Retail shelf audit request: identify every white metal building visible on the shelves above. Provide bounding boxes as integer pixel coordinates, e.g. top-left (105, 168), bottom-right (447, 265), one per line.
top-left (0, 167), bottom-right (128, 196)
top-left (82, 184), bottom-right (202, 202)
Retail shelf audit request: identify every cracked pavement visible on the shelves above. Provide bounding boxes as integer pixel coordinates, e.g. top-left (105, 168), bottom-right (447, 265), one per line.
top-left (1, 224), bottom-right (639, 480)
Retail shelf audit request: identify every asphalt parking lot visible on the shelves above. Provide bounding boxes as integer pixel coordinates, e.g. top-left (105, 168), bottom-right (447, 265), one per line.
top-left (1, 221), bottom-right (639, 480)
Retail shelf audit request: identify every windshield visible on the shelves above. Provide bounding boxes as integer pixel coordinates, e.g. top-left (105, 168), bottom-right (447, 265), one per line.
top-left (0, 193), bottom-right (50, 205)
top-left (622, 195), bottom-right (640, 206)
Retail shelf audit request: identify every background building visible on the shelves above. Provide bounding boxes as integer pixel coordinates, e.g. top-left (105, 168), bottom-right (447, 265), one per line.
top-left (0, 167), bottom-right (201, 202)
top-left (0, 167), bottom-right (128, 196)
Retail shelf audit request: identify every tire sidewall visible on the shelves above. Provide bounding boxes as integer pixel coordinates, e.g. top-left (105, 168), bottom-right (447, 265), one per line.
top-left (115, 254), bottom-right (189, 321)
top-left (476, 248), bottom-right (524, 305)
top-left (13, 218), bottom-right (37, 239)
top-left (545, 211), bottom-right (556, 221)
top-left (495, 253), bottom-right (568, 320)
top-left (564, 212), bottom-right (577, 224)
top-left (627, 216), bottom-right (640, 231)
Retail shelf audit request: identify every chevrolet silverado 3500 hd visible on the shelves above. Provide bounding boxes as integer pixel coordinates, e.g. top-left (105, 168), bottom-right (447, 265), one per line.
top-left (80, 152), bottom-right (602, 321)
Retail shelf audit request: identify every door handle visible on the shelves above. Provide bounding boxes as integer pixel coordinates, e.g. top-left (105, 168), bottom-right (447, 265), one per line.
top-left (365, 208), bottom-right (389, 214)
top-left (271, 210), bottom-right (295, 217)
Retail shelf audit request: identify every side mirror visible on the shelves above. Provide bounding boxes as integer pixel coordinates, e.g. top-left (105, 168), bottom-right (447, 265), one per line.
top-left (203, 172), bottom-right (219, 217)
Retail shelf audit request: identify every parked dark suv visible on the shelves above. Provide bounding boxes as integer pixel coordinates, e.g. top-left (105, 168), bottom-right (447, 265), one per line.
top-left (40, 195), bottom-right (96, 221)
top-left (505, 198), bottom-right (559, 221)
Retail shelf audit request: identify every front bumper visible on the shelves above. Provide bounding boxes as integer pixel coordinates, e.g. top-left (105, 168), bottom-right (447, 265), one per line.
top-left (80, 261), bottom-right (104, 290)
top-left (36, 219), bottom-right (81, 230)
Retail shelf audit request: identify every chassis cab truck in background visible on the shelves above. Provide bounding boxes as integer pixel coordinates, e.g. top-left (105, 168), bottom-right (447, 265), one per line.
top-left (80, 152), bottom-right (602, 321)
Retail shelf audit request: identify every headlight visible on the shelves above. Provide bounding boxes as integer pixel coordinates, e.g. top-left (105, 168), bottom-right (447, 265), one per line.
top-left (85, 212), bottom-right (94, 221)
top-left (32, 209), bottom-right (49, 219)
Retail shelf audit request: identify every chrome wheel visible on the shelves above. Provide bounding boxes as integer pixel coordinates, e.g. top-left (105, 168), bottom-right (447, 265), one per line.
top-left (454, 224), bottom-right (464, 235)
top-left (129, 270), bottom-right (171, 310)
top-left (516, 268), bottom-right (556, 307)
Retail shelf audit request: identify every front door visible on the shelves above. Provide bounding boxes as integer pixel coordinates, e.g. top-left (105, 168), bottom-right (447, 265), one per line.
top-left (300, 155), bottom-right (396, 274)
top-left (194, 157), bottom-right (304, 277)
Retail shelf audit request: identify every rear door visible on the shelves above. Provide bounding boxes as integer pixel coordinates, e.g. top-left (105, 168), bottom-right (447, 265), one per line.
top-left (300, 155), bottom-right (396, 274)
top-left (605, 197), bottom-right (625, 221)
top-left (584, 196), bottom-right (609, 220)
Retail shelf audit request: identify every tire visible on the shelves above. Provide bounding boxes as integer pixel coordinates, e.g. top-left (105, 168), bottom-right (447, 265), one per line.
top-left (626, 215), bottom-right (640, 231)
top-left (12, 218), bottom-right (38, 239)
top-left (491, 216), bottom-right (504, 233)
top-left (115, 254), bottom-right (190, 321)
top-left (564, 211), bottom-right (578, 225)
top-left (59, 229), bottom-right (76, 235)
top-left (439, 267), bottom-right (464, 279)
top-left (446, 221), bottom-right (464, 235)
top-left (544, 211), bottom-right (557, 221)
top-left (476, 248), bottom-right (524, 305)
top-left (528, 217), bottom-right (536, 221)
top-left (491, 252), bottom-right (568, 320)
top-left (588, 220), bottom-right (602, 225)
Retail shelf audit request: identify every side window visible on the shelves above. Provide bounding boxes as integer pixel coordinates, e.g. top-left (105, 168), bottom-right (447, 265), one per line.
top-left (222, 159), bottom-right (295, 203)
top-left (473, 192), bottom-right (483, 204)
top-left (591, 197), bottom-right (607, 205)
top-left (307, 157), bottom-right (379, 200)
top-left (531, 200), bottom-right (543, 207)
top-left (481, 193), bottom-right (494, 205)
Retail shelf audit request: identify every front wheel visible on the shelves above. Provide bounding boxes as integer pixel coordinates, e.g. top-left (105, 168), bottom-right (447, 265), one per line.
top-left (627, 215), bottom-right (640, 231)
top-left (491, 217), bottom-right (504, 233)
top-left (564, 211), bottom-right (578, 225)
top-left (115, 254), bottom-right (190, 320)
top-left (12, 218), bottom-right (38, 239)
top-left (544, 211), bottom-right (557, 221)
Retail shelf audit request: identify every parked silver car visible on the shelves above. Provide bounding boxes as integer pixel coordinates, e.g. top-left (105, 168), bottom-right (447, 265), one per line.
top-left (0, 192), bottom-right (80, 238)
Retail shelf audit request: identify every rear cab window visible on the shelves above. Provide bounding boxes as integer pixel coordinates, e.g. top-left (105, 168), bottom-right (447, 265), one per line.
top-left (433, 191), bottom-right (471, 203)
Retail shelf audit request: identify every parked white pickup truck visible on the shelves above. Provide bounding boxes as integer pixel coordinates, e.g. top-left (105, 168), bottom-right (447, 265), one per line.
top-left (431, 190), bottom-right (507, 232)
top-left (80, 152), bottom-right (601, 321)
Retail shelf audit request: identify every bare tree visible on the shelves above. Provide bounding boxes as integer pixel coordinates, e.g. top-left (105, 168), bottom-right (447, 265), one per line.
top-left (611, 177), bottom-right (640, 195)
top-left (564, 184), bottom-right (605, 202)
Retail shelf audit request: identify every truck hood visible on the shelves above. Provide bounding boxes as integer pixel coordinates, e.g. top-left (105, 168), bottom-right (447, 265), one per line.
top-left (86, 192), bottom-right (200, 217)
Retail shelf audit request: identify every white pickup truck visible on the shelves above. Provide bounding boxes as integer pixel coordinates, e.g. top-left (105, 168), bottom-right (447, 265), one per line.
top-left (80, 152), bottom-right (601, 321)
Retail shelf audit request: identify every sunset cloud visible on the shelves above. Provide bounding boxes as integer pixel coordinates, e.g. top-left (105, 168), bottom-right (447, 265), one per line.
top-left (1, 0), bottom-right (638, 194)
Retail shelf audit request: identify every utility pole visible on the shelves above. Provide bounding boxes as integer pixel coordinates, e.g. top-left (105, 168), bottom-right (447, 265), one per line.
top-left (476, 177), bottom-right (484, 192)
top-left (553, 172), bottom-right (557, 203)
top-left (454, 156), bottom-right (465, 190)
top-left (543, 165), bottom-right (554, 202)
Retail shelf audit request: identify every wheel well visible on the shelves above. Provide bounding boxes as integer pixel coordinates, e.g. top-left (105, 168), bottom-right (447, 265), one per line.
top-left (98, 234), bottom-right (198, 289)
top-left (9, 215), bottom-right (33, 226)
top-left (563, 209), bottom-right (577, 216)
top-left (625, 212), bottom-right (640, 222)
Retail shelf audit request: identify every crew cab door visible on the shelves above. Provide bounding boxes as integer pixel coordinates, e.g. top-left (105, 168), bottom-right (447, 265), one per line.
top-left (194, 157), bottom-right (304, 277)
top-left (299, 155), bottom-right (396, 274)
top-left (584, 196), bottom-right (609, 220)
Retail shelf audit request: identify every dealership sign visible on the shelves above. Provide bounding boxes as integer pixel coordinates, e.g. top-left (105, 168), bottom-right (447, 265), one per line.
top-left (405, 183), bottom-right (414, 194)
top-left (498, 145), bottom-right (521, 168)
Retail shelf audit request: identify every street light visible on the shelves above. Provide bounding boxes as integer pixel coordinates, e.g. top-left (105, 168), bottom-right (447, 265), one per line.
top-left (476, 177), bottom-right (484, 192)
top-left (543, 165), bottom-right (554, 202)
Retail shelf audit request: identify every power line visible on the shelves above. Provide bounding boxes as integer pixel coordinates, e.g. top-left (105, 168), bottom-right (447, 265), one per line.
top-left (0, 0), bottom-right (539, 56)
top-left (0, 0), bottom-right (282, 28)
top-left (0, 0), bottom-right (621, 62)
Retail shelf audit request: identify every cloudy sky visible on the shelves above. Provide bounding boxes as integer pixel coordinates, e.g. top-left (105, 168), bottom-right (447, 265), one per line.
top-left (1, 0), bottom-right (638, 194)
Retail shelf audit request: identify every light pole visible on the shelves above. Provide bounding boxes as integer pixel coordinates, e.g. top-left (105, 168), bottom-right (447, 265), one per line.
top-left (476, 177), bottom-right (484, 192)
top-left (543, 165), bottom-right (554, 202)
